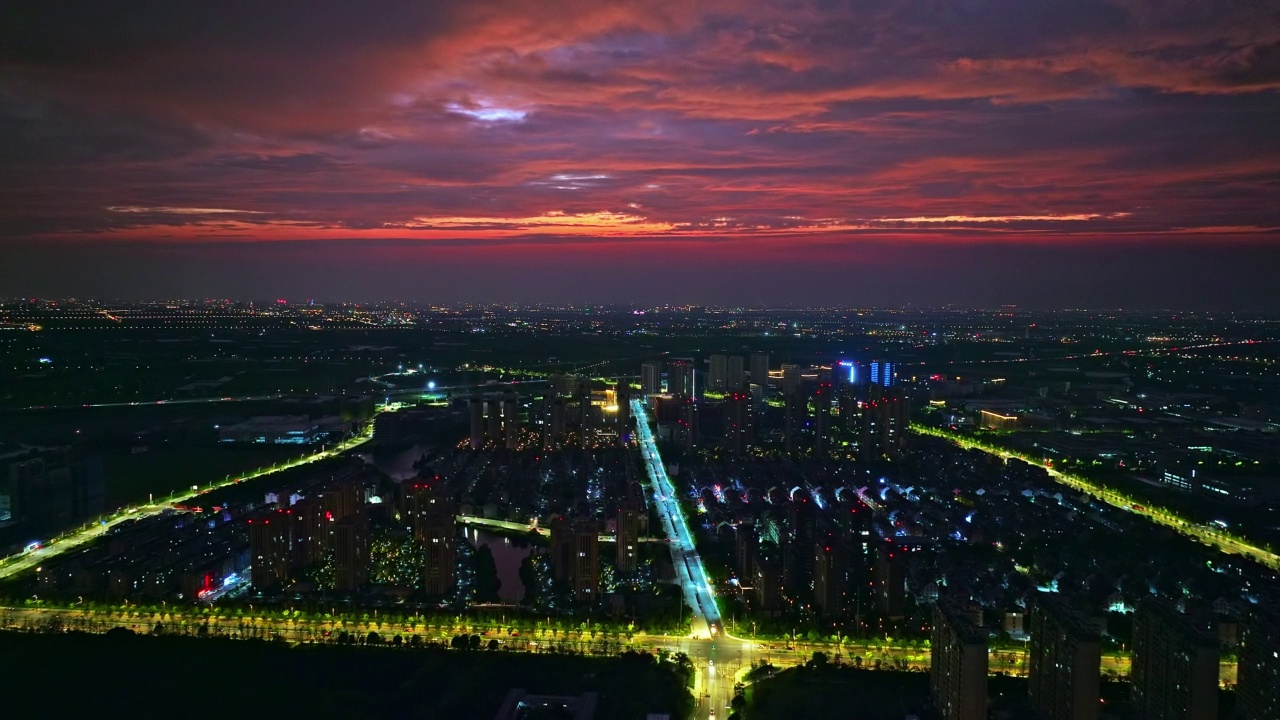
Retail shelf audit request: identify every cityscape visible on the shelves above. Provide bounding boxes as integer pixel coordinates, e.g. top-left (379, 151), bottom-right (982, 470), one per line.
top-left (3, 1), bottom-right (1280, 718)
top-left (1, 302), bottom-right (1278, 718)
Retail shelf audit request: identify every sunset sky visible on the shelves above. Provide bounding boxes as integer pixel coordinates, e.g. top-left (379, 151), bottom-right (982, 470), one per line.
top-left (3, 0), bottom-right (1279, 306)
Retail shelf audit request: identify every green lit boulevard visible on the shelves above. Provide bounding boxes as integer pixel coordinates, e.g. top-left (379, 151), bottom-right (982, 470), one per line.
top-left (911, 424), bottom-right (1280, 572)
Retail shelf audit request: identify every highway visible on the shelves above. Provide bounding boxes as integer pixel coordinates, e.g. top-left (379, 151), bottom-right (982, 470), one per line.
top-left (913, 424), bottom-right (1280, 573)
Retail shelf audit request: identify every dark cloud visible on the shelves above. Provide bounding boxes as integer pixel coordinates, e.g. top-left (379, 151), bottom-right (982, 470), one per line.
top-left (209, 153), bottom-right (341, 174)
top-left (0, 0), bottom-right (1278, 305)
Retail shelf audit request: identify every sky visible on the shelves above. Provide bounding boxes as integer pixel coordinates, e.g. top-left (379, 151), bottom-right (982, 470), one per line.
top-left (2, 0), bottom-right (1279, 307)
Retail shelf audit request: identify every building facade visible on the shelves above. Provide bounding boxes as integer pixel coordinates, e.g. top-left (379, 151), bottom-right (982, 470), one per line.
top-left (931, 599), bottom-right (988, 720)
top-left (1028, 593), bottom-right (1102, 720)
top-left (1131, 599), bottom-right (1218, 720)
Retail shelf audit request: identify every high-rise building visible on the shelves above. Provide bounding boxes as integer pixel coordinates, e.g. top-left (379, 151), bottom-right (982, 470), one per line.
top-left (668, 358), bottom-right (695, 397)
top-left (753, 553), bottom-right (783, 612)
top-left (547, 394), bottom-right (568, 445)
top-left (813, 536), bottom-right (849, 615)
top-left (838, 385), bottom-right (860, 435)
top-left (861, 392), bottom-right (909, 461)
top-left (782, 499), bottom-right (817, 597)
top-left (870, 360), bottom-right (896, 387)
top-left (1238, 606), bottom-right (1280, 720)
top-left (3, 450), bottom-right (75, 530)
top-left (641, 361), bottom-right (662, 396)
top-left (333, 513), bottom-right (369, 592)
top-left (874, 542), bottom-right (910, 619)
top-left (1028, 593), bottom-right (1102, 720)
top-left (407, 482), bottom-right (457, 596)
top-left (292, 497), bottom-right (331, 566)
top-left (1131, 599), bottom-right (1218, 720)
top-left (782, 364), bottom-right (802, 395)
top-left (616, 503), bottom-right (641, 574)
top-left (503, 394), bottom-right (520, 450)
top-left (70, 455), bottom-right (104, 524)
top-left (578, 387), bottom-right (595, 444)
top-left (735, 525), bottom-right (757, 580)
top-left (551, 515), bottom-right (600, 603)
top-left (678, 396), bottom-right (698, 450)
top-left (469, 397), bottom-right (485, 449)
top-left (486, 399), bottom-right (503, 444)
top-left (320, 483), bottom-right (360, 522)
top-left (784, 389), bottom-right (805, 454)
top-left (248, 514), bottom-right (291, 589)
top-left (813, 381), bottom-right (832, 456)
top-left (615, 381), bottom-right (632, 445)
top-left (834, 359), bottom-right (858, 388)
top-left (725, 391), bottom-right (753, 455)
top-left (749, 352), bottom-right (770, 388)
top-left (709, 354), bottom-right (728, 391)
top-left (550, 373), bottom-right (588, 397)
top-left (931, 599), bottom-right (989, 720)
top-left (727, 355), bottom-right (745, 390)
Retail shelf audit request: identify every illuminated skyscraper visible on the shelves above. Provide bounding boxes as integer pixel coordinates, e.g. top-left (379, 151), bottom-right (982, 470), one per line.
top-left (835, 359), bottom-right (858, 388)
top-left (870, 360), bottom-right (896, 387)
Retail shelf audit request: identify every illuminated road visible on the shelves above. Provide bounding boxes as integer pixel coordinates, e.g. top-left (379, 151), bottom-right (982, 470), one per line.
top-left (913, 425), bottom-right (1280, 573)
top-left (0, 410), bottom-right (391, 581)
top-left (0, 604), bottom-right (1241, 704)
top-left (633, 397), bottom-right (761, 719)
top-left (632, 398), bottom-right (723, 635)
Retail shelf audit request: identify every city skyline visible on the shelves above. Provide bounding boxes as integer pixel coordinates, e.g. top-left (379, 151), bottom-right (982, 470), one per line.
top-left (3, 1), bottom-right (1280, 307)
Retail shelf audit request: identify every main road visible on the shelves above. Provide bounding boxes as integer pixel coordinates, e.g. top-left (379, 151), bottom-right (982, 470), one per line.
top-left (913, 424), bottom-right (1280, 573)
top-left (0, 406), bottom-right (401, 581)
top-left (632, 397), bottom-right (755, 719)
